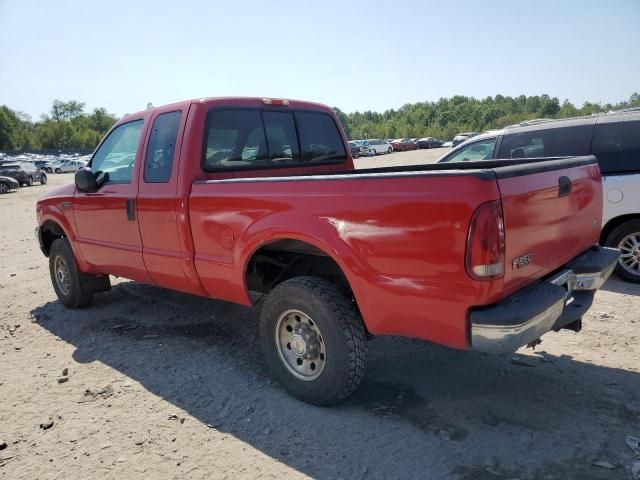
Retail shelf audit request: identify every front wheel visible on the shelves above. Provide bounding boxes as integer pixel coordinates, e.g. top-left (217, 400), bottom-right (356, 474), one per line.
top-left (260, 277), bottom-right (367, 405)
top-left (26, 176), bottom-right (34, 186)
top-left (387, 147), bottom-right (392, 154)
top-left (40, 173), bottom-right (47, 185)
top-left (55, 168), bottom-right (62, 174)
top-left (49, 238), bottom-right (94, 308)
top-left (0, 183), bottom-right (8, 194)
top-left (605, 220), bottom-right (640, 283)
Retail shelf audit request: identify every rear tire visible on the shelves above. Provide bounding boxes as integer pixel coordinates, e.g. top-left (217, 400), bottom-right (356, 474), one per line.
top-left (259, 276), bottom-right (367, 405)
top-left (27, 176), bottom-right (34, 186)
top-left (605, 220), bottom-right (640, 283)
top-left (0, 184), bottom-right (8, 194)
top-left (55, 168), bottom-right (62, 174)
top-left (387, 147), bottom-right (392, 154)
top-left (40, 173), bottom-right (47, 185)
top-left (49, 238), bottom-right (94, 308)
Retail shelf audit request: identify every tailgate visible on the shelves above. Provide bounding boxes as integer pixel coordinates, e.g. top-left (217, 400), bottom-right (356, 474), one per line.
top-left (496, 157), bottom-right (602, 294)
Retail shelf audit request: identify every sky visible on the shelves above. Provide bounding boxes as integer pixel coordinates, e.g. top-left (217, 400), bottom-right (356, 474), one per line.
top-left (1, 0), bottom-right (639, 119)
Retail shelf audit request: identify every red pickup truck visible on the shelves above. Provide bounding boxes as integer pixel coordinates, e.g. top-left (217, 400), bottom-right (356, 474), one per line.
top-left (36, 97), bottom-right (619, 405)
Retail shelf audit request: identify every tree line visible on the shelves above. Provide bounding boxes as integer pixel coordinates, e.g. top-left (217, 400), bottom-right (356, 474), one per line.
top-left (1, 94), bottom-right (639, 151)
top-left (0, 100), bottom-right (117, 151)
top-left (333, 93), bottom-right (640, 140)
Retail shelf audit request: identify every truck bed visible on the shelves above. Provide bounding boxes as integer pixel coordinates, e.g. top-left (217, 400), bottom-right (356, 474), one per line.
top-left (189, 156), bottom-right (602, 349)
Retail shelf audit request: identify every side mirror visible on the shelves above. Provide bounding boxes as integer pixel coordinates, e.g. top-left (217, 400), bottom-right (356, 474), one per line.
top-left (75, 167), bottom-right (98, 192)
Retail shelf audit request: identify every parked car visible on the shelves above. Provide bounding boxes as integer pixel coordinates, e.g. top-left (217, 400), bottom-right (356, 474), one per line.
top-left (391, 138), bottom-right (418, 152)
top-left (438, 110), bottom-right (640, 283)
top-left (353, 140), bottom-right (370, 156)
top-left (36, 97), bottom-right (616, 406)
top-left (416, 137), bottom-right (444, 149)
top-left (35, 160), bottom-right (55, 173)
top-left (367, 138), bottom-right (393, 155)
top-left (348, 141), bottom-right (361, 158)
top-left (452, 132), bottom-right (478, 147)
top-left (53, 160), bottom-right (86, 173)
top-left (442, 141), bottom-right (453, 147)
top-left (0, 161), bottom-right (47, 186)
top-left (0, 175), bottom-right (19, 193)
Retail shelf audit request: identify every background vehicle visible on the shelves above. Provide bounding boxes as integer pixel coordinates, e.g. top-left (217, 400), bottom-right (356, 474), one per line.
top-left (367, 138), bottom-right (393, 155)
top-left (451, 132), bottom-right (478, 146)
top-left (438, 110), bottom-right (640, 283)
top-left (416, 137), bottom-right (444, 149)
top-left (0, 161), bottom-right (47, 186)
top-left (35, 160), bottom-right (55, 173)
top-left (0, 175), bottom-right (19, 193)
top-left (347, 141), bottom-right (360, 158)
top-left (53, 160), bottom-right (86, 173)
top-left (442, 140), bottom-right (453, 147)
top-left (391, 138), bottom-right (418, 151)
top-left (353, 140), bottom-right (370, 156)
top-left (36, 97), bottom-right (615, 406)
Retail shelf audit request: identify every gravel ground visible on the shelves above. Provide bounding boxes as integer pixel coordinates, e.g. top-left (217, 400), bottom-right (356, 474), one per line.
top-left (1, 156), bottom-right (639, 479)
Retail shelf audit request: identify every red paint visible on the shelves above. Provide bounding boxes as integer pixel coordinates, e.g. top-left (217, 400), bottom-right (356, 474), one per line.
top-left (36, 97), bottom-right (603, 351)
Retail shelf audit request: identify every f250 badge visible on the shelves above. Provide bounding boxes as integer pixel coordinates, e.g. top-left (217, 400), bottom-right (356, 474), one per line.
top-left (512, 253), bottom-right (533, 269)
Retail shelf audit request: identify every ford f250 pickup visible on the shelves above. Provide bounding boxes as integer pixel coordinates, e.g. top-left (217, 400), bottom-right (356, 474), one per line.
top-left (35, 97), bottom-right (619, 405)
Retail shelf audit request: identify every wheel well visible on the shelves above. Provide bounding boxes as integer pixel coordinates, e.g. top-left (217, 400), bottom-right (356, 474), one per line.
top-left (41, 220), bottom-right (66, 257)
top-left (246, 239), bottom-right (353, 299)
top-left (600, 214), bottom-right (640, 244)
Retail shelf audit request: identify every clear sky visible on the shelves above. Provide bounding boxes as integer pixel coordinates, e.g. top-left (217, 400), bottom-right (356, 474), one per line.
top-left (1, 0), bottom-right (638, 119)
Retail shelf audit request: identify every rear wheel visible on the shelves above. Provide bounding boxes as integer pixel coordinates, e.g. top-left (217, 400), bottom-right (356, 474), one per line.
top-left (353, 151), bottom-right (360, 159)
top-left (260, 276), bottom-right (367, 405)
top-left (49, 238), bottom-right (94, 308)
top-left (55, 168), bottom-right (62, 174)
top-left (605, 219), bottom-right (640, 283)
top-left (27, 176), bottom-right (34, 186)
top-left (387, 147), bottom-right (392, 154)
top-left (0, 183), bottom-right (8, 194)
top-left (40, 173), bottom-right (48, 185)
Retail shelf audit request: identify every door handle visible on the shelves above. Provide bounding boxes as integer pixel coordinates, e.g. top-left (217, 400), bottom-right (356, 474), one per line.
top-left (558, 176), bottom-right (572, 197)
top-left (126, 198), bottom-right (135, 221)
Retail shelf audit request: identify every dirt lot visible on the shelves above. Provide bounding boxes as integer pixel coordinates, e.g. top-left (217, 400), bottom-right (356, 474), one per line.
top-left (1, 152), bottom-right (639, 480)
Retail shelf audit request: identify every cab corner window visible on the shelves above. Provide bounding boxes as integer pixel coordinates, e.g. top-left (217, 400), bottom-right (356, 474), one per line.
top-left (295, 111), bottom-right (346, 163)
top-left (145, 111), bottom-right (181, 183)
top-left (91, 119), bottom-right (144, 183)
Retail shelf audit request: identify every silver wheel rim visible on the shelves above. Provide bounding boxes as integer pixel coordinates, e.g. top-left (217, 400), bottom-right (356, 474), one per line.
top-left (275, 309), bottom-right (326, 381)
top-left (54, 255), bottom-right (71, 295)
top-left (0, 184), bottom-right (7, 193)
top-left (618, 232), bottom-right (640, 275)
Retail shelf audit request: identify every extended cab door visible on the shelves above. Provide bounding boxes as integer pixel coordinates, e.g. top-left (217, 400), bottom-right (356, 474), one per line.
top-left (73, 118), bottom-right (153, 283)
top-left (136, 105), bottom-right (204, 295)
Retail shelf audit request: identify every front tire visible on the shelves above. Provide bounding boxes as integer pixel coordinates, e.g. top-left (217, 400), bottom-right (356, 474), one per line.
top-left (40, 173), bottom-right (48, 185)
top-left (605, 220), bottom-right (640, 283)
top-left (260, 277), bottom-right (367, 405)
top-left (387, 147), bottom-right (392, 154)
top-left (55, 168), bottom-right (62, 174)
top-left (0, 184), bottom-right (8, 194)
top-left (49, 238), bottom-right (94, 308)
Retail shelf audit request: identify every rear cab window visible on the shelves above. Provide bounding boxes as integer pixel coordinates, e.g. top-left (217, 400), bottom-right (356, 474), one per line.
top-left (202, 108), bottom-right (347, 171)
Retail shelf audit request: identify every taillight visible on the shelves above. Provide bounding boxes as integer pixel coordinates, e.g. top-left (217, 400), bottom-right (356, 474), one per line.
top-left (466, 200), bottom-right (505, 280)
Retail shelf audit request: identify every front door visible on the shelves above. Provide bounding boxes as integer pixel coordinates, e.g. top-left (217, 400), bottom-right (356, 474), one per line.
top-left (73, 118), bottom-right (153, 284)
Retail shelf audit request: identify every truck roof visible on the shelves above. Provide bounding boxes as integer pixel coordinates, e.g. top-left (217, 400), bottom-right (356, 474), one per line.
top-left (119, 97), bottom-right (334, 123)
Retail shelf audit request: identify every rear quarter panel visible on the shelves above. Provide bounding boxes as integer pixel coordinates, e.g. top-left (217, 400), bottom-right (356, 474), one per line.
top-left (189, 173), bottom-right (502, 349)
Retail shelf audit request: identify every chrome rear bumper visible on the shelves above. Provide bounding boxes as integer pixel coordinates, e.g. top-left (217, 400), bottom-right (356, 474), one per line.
top-left (470, 246), bottom-right (619, 354)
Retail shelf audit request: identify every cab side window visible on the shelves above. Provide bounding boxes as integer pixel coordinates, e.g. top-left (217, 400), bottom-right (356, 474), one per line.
top-left (91, 120), bottom-right (144, 183)
top-left (441, 138), bottom-right (497, 163)
top-left (144, 111), bottom-right (181, 183)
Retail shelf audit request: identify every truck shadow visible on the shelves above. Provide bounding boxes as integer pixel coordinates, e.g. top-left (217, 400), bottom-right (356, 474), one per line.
top-left (32, 281), bottom-right (639, 480)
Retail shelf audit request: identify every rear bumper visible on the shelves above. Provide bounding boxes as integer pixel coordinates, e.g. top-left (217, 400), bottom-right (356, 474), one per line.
top-left (470, 246), bottom-right (619, 354)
